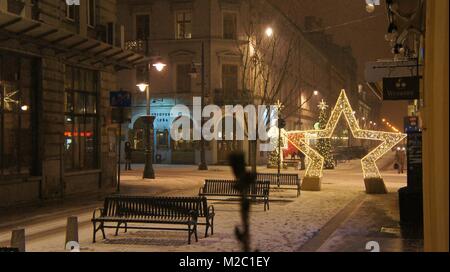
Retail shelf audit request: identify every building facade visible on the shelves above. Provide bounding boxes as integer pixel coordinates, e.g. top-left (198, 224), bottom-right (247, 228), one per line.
top-left (117, 0), bottom-right (367, 166)
top-left (0, 0), bottom-right (143, 207)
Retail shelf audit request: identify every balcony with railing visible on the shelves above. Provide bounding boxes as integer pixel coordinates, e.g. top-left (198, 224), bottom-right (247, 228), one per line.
top-left (124, 39), bottom-right (146, 54)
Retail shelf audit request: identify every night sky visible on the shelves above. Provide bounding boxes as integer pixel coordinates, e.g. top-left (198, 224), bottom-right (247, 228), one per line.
top-left (272, 0), bottom-right (409, 129)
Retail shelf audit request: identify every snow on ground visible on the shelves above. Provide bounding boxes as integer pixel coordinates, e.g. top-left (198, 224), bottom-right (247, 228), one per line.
top-left (0, 151), bottom-right (406, 252)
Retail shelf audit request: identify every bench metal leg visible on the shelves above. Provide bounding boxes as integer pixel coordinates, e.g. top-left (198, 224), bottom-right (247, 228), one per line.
top-left (100, 223), bottom-right (106, 239)
top-left (194, 224), bottom-right (198, 242)
top-left (188, 224), bottom-right (192, 244)
top-left (115, 222), bottom-right (121, 236)
top-left (211, 217), bottom-right (214, 235)
top-left (205, 223), bottom-right (209, 238)
top-left (92, 222), bottom-right (106, 243)
top-left (92, 222), bottom-right (97, 243)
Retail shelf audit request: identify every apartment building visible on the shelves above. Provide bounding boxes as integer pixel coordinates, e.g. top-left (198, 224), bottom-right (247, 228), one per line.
top-left (117, 0), bottom-right (363, 166)
top-left (0, 0), bottom-right (143, 207)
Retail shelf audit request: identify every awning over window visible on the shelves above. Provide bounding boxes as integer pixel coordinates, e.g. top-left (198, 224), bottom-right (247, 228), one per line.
top-left (0, 11), bottom-right (145, 70)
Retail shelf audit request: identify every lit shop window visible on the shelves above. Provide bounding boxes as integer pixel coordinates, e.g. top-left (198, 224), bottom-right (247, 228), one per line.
top-left (64, 66), bottom-right (98, 171)
top-left (0, 53), bottom-right (35, 176)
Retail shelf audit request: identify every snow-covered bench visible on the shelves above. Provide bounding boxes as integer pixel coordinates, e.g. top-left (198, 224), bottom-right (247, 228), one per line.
top-left (256, 173), bottom-right (301, 197)
top-left (199, 180), bottom-right (270, 211)
top-left (91, 195), bottom-right (215, 244)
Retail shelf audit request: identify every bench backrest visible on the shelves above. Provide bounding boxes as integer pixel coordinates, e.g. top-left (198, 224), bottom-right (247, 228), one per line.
top-left (256, 173), bottom-right (299, 186)
top-left (102, 195), bottom-right (207, 219)
top-left (202, 180), bottom-right (269, 196)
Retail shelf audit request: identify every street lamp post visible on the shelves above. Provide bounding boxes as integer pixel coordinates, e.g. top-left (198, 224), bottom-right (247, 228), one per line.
top-left (137, 39), bottom-right (166, 179)
top-left (189, 41), bottom-right (208, 171)
top-left (199, 42), bottom-right (208, 170)
top-left (275, 100), bottom-right (286, 187)
top-left (137, 82), bottom-right (155, 179)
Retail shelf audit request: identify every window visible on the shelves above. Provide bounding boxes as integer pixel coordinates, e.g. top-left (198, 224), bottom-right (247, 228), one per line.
top-left (64, 66), bottom-right (99, 171)
top-left (66, 2), bottom-right (77, 21)
top-left (87, 0), bottom-right (96, 27)
top-left (176, 11), bottom-right (192, 39)
top-left (0, 52), bottom-right (36, 176)
top-left (176, 64), bottom-right (192, 93)
top-left (223, 12), bottom-right (237, 40)
top-left (222, 64), bottom-right (238, 93)
top-left (7, 0), bottom-right (25, 14)
top-left (136, 14), bottom-right (150, 40)
top-left (156, 129), bottom-right (169, 148)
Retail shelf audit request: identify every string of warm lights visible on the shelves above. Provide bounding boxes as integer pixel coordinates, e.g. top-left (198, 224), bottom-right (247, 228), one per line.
top-left (284, 89), bottom-right (407, 180)
top-left (381, 118), bottom-right (401, 133)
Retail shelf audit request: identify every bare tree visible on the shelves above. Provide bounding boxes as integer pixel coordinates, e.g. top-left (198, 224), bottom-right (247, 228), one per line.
top-left (237, 0), bottom-right (302, 172)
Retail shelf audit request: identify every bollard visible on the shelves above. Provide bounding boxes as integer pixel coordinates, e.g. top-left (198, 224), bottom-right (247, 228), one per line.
top-left (65, 216), bottom-right (79, 249)
top-left (10, 228), bottom-right (25, 252)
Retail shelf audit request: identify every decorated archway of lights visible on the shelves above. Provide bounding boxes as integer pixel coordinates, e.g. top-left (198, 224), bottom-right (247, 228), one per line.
top-left (283, 89), bottom-right (406, 189)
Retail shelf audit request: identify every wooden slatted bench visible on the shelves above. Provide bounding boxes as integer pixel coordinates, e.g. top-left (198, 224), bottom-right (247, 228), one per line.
top-left (91, 195), bottom-right (213, 244)
top-left (256, 173), bottom-right (301, 197)
top-left (199, 180), bottom-right (270, 211)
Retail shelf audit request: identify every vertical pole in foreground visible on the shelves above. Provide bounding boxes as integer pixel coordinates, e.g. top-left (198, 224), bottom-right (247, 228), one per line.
top-left (199, 41), bottom-right (208, 170)
top-left (277, 124), bottom-right (281, 187)
top-left (11, 228), bottom-right (25, 252)
top-left (117, 111), bottom-right (122, 193)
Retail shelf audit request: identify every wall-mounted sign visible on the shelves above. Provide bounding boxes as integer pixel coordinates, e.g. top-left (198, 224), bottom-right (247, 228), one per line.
top-left (407, 131), bottom-right (423, 192)
top-left (383, 76), bottom-right (420, 100)
top-left (110, 90), bottom-right (132, 107)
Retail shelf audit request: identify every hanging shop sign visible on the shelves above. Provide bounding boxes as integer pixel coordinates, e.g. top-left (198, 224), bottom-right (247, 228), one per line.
top-left (404, 116), bottom-right (420, 133)
top-left (383, 76), bottom-right (420, 100)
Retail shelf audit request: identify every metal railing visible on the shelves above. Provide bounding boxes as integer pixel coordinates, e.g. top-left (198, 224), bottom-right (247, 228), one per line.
top-left (124, 39), bottom-right (146, 54)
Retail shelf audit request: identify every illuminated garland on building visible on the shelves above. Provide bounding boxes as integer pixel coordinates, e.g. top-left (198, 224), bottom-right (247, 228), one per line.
top-left (284, 89), bottom-right (407, 180)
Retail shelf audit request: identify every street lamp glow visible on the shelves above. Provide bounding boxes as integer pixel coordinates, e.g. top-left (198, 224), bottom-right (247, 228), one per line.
top-left (265, 27), bottom-right (273, 37)
top-left (313, 90), bottom-right (319, 96)
top-left (366, 3), bottom-right (375, 13)
top-left (21, 105), bottom-right (29, 111)
top-left (382, 118), bottom-right (386, 123)
top-left (152, 62), bottom-right (167, 72)
top-left (137, 83), bottom-right (149, 92)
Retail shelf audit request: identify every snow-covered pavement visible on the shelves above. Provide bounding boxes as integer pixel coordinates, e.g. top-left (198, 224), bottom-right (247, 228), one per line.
top-left (0, 152), bottom-right (413, 252)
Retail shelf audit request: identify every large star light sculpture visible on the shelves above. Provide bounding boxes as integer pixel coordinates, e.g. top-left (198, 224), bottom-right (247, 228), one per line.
top-left (283, 89), bottom-right (406, 193)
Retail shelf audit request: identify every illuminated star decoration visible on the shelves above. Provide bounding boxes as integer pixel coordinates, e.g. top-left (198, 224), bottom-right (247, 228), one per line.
top-left (283, 89), bottom-right (407, 180)
top-left (2, 90), bottom-right (19, 111)
top-left (317, 99), bottom-right (328, 111)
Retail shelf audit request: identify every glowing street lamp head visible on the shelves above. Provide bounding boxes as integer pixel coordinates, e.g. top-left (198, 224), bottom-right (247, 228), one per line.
top-left (21, 105), bottom-right (29, 111)
top-left (152, 62), bottom-right (167, 72)
top-left (313, 90), bottom-right (319, 96)
top-left (265, 27), bottom-right (273, 37)
top-left (137, 83), bottom-right (149, 92)
top-left (366, 3), bottom-right (375, 13)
